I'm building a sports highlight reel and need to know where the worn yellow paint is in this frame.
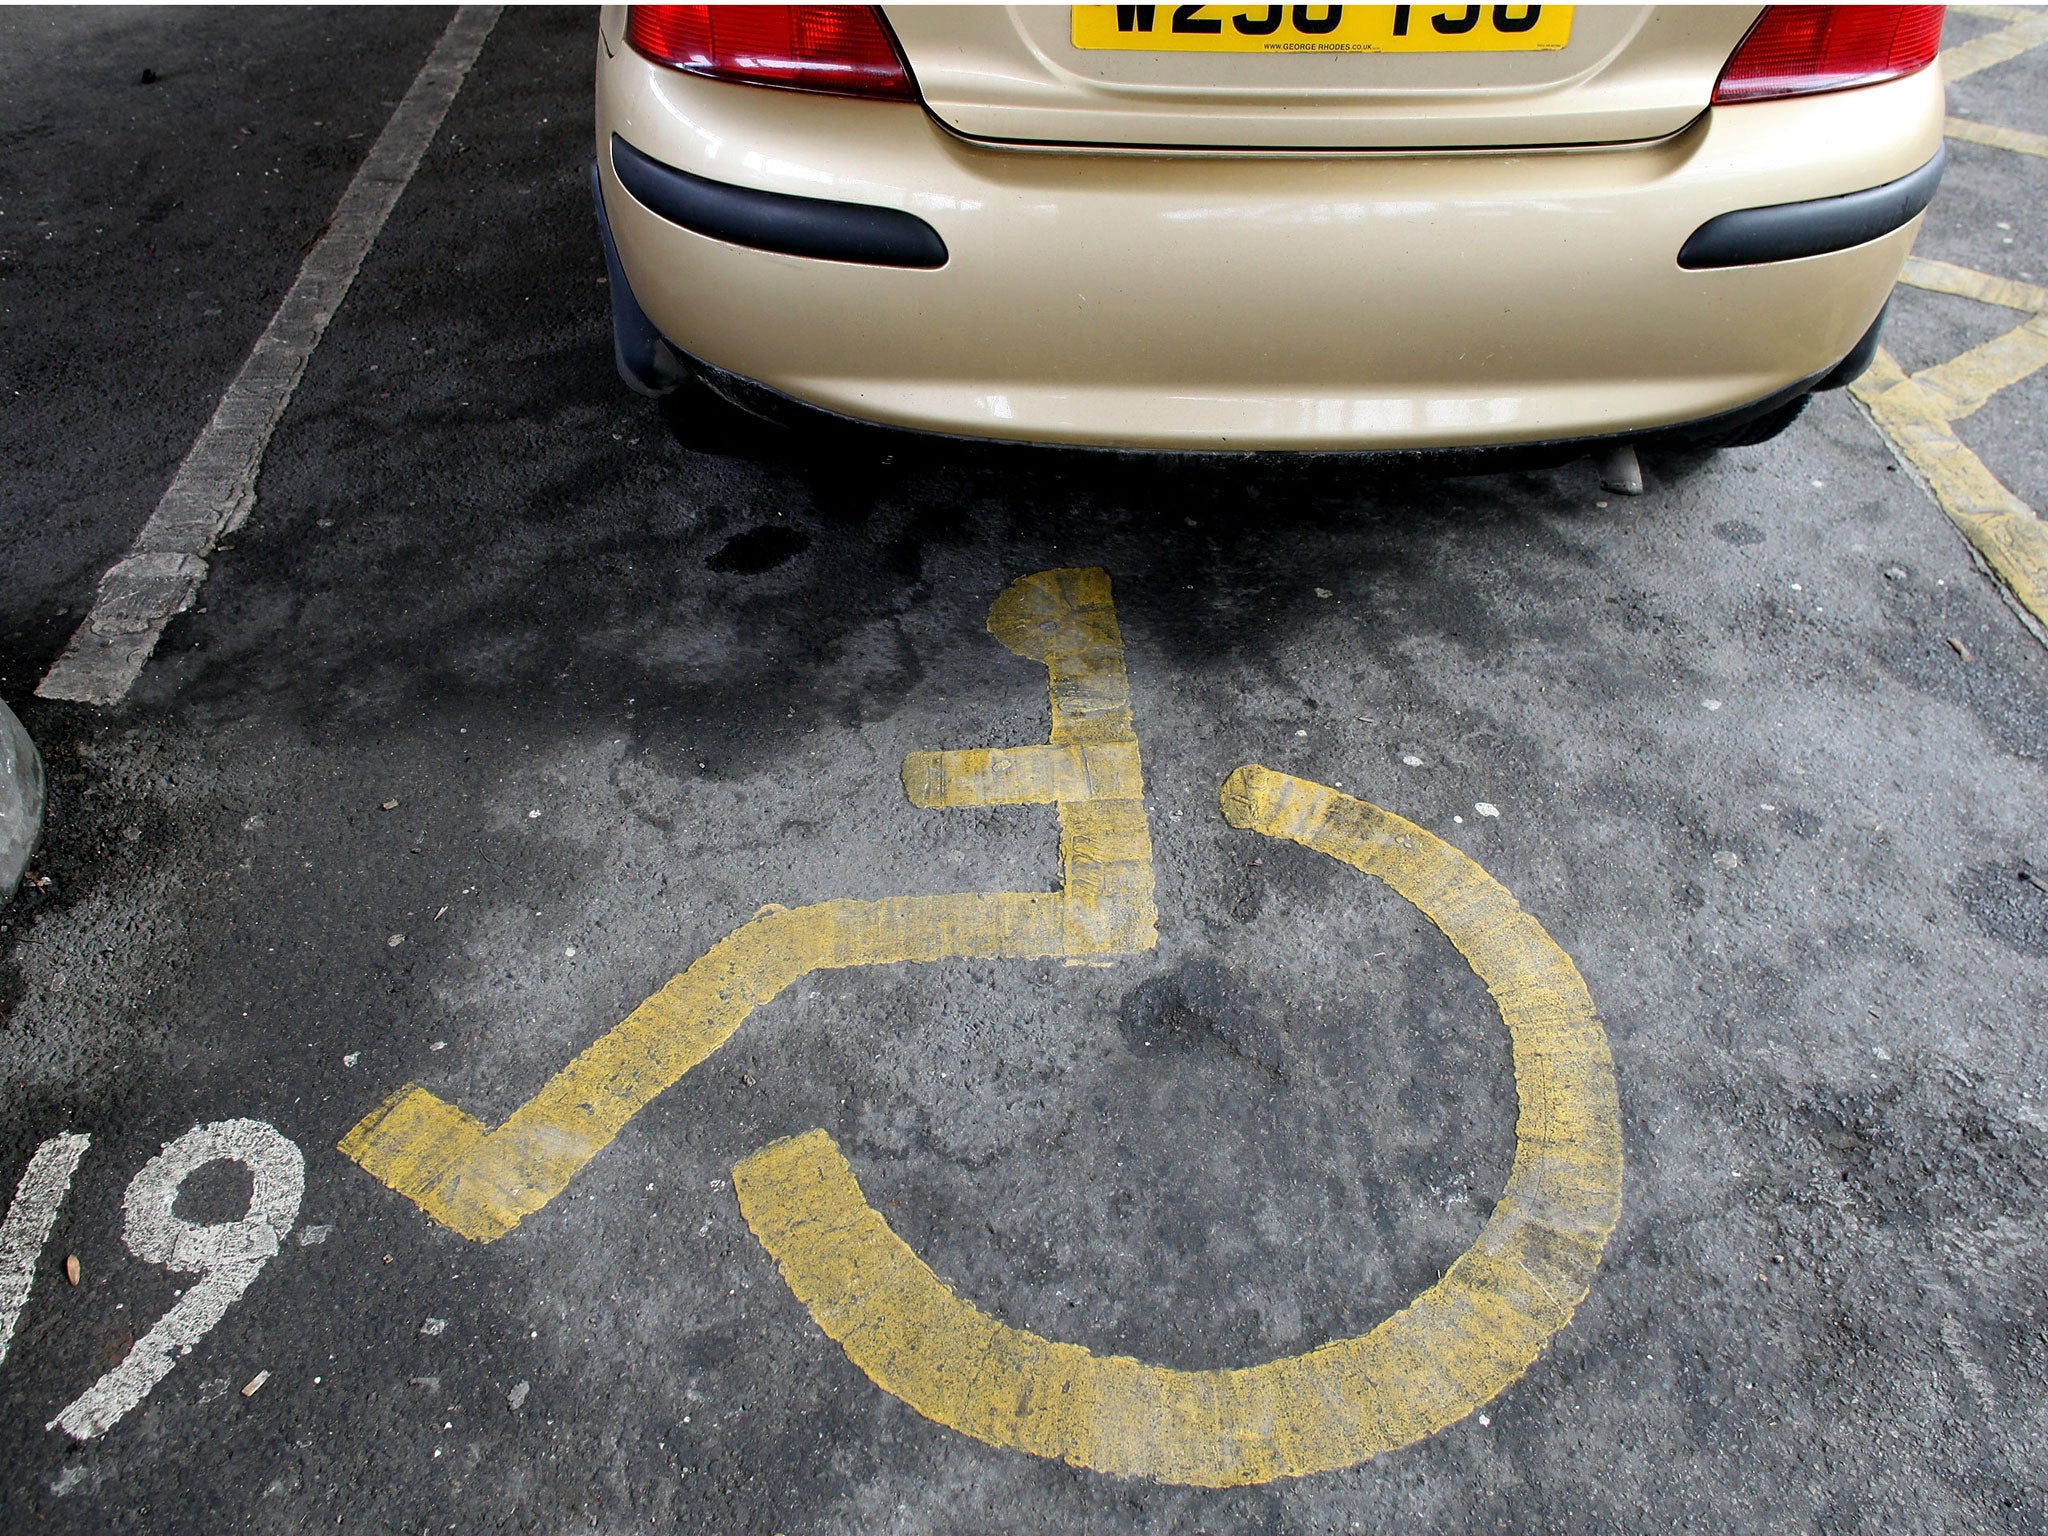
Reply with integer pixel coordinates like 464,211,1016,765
1832,46,2048,636
340,568,1156,1239
1854,345,1911,396
1911,316,2048,422
1942,10,2048,82
1853,325,2048,637
738,765,1621,1487
1902,257,2048,316
904,741,1143,809
1946,115,2048,160
345,569,1623,1481
1856,378,2048,631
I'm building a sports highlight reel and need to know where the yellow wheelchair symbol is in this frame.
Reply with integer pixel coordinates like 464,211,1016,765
342,567,1621,1487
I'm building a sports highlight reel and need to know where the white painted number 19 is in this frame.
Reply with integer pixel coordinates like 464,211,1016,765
0,1120,305,1440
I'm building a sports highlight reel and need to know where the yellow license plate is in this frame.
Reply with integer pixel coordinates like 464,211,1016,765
1072,5,1573,54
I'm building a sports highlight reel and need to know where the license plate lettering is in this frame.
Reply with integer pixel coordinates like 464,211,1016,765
1074,5,1574,52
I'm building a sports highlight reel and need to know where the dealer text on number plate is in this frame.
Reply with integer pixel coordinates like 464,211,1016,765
1072,5,1573,53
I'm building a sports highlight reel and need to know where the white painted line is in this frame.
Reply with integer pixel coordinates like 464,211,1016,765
0,1132,91,1369
51,1119,304,1440
36,7,503,707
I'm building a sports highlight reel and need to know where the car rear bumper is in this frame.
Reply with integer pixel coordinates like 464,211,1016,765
595,52,1944,451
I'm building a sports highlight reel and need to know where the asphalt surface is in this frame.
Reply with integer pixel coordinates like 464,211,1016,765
5,9,2048,1533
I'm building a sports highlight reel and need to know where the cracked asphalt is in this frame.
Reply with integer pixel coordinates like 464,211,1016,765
4,8,2048,1533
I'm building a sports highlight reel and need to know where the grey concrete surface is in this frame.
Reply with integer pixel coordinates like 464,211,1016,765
3,9,2047,1534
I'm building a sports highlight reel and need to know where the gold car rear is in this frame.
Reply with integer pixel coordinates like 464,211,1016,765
592,5,1947,451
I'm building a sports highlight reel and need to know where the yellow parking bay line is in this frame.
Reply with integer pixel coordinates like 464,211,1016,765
1856,347,1911,396
1942,10,2048,82
1858,257,2048,635
1902,257,2048,316
1855,349,2048,635
1909,316,2048,422
739,767,1620,1487
1946,116,2048,159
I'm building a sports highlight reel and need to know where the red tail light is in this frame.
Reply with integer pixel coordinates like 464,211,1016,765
1714,5,1945,104
624,5,916,102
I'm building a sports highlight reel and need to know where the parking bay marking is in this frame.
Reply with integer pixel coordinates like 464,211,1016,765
1944,117,2048,160
1892,9,2048,638
1942,8,2048,83
739,765,1620,1486
341,567,1159,1241
341,568,1621,1483
36,6,501,706
1855,257,2048,639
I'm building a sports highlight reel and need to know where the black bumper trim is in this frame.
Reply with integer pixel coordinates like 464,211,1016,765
1812,298,1889,392
1678,147,1945,270
608,134,947,270
591,162,686,397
